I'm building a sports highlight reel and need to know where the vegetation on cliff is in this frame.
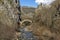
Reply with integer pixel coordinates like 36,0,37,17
0,0,18,40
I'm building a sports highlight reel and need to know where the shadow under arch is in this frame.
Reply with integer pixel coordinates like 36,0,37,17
20,19,32,26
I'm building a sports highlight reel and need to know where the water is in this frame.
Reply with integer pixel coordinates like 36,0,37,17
18,28,37,40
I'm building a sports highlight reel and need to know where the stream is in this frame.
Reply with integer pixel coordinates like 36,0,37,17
18,27,38,40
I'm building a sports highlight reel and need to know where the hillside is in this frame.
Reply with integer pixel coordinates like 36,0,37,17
21,6,36,20
21,6,35,13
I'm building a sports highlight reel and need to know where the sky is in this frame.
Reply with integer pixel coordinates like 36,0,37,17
20,0,55,7
20,0,37,7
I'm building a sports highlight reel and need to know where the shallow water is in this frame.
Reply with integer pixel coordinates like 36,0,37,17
18,28,37,40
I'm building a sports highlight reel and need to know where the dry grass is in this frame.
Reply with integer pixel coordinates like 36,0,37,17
0,21,17,40
32,14,60,40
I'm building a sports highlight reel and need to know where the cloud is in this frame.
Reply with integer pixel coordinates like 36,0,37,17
35,0,55,5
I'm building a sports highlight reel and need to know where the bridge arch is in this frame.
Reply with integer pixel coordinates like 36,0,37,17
20,19,32,26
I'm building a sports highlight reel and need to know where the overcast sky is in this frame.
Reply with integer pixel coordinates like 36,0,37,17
20,0,55,7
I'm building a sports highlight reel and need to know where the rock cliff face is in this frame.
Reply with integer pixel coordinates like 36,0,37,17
0,0,20,40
